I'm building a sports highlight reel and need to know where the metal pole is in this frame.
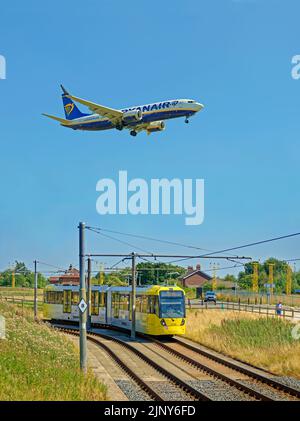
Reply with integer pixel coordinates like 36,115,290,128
87,257,92,331
79,222,87,372
131,252,136,340
34,260,38,320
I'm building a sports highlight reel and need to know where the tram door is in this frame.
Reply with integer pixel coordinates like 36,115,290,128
91,291,99,315
63,290,72,313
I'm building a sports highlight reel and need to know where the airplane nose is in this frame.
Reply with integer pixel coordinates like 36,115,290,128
195,102,204,111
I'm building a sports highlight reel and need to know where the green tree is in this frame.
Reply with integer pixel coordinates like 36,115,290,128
135,262,185,285
223,274,237,284
0,261,47,288
237,258,300,293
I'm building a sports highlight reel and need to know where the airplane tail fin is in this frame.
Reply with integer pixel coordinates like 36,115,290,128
61,85,90,120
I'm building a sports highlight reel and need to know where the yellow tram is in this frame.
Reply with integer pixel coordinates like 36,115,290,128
44,284,186,336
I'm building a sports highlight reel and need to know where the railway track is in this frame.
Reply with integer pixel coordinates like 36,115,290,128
56,326,212,401
50,323,300,401
144,335,300,401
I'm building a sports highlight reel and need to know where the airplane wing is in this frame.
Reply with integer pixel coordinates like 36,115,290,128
65,94,123,124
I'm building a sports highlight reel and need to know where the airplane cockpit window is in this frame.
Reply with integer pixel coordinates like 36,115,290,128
187,100,194,103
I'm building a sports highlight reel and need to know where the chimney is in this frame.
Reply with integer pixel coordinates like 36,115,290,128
187,266,194,273
196,263,201,271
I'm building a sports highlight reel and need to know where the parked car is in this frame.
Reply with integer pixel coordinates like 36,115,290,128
204,291,217,303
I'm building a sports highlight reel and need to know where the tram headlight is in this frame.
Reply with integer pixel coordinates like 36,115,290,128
180,319,185,326
160,319,167,326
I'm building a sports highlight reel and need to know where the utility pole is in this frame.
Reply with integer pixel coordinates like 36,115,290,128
34,260,38,320
286,264,292,296
268,263,275,295
79,222,87,373
87,257,92,330
131,252,136,340
11,270,15,289
252,262,259,293
211,263,218,291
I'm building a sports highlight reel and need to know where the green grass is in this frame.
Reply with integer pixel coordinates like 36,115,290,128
210,317,295,348
0,301,107,400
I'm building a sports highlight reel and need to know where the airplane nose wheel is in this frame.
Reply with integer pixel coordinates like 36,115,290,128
185,117,189,124
130,130,137,137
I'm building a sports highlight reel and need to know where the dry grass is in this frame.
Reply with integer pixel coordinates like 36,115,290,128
184,309,300,378
0,287,44,301
0,301,107,400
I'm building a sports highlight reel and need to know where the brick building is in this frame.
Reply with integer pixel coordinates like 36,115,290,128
181,264,213,288
48,264,80,285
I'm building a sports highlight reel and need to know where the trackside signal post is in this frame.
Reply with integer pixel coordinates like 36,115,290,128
87,257,92,331
34,260,38,320
131,252,136,339
79,222,87,373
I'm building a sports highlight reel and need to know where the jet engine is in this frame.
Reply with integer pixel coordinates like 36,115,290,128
122,109,142,124
146,121,165,134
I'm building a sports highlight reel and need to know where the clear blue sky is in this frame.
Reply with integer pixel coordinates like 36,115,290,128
0,0,299,275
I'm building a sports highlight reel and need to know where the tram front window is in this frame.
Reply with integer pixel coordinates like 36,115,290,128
159,291,185,318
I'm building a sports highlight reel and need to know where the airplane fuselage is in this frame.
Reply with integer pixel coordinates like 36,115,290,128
63,99,203,131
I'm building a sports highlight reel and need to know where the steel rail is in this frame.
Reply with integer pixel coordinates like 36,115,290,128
172,336,300,399
56,325,211,401
142,335,272,401
57,327,164,401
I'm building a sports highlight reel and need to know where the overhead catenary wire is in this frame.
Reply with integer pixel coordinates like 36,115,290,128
35,260,69,272
86,225,218,253
166,231,300,264
86,226,300,263
87,227,153,254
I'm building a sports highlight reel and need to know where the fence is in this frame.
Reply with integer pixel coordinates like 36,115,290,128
0,295,42,309
190,300,300,319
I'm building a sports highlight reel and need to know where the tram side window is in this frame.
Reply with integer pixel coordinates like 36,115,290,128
136,295,149,313
46,291,63,304
135,296,140,313
141,295,148,313
119,294,129,312
72,291,79,305
57,292,63,304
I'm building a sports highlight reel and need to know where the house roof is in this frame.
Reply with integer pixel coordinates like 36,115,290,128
182,270,212,281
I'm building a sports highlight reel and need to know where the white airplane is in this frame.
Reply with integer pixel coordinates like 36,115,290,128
43,85,204,136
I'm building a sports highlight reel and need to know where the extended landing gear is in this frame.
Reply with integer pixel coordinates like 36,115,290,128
185,117,189,124
116,124,123,131
130,130,137,137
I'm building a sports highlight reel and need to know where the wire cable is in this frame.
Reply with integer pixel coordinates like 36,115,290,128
87,227,153,254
